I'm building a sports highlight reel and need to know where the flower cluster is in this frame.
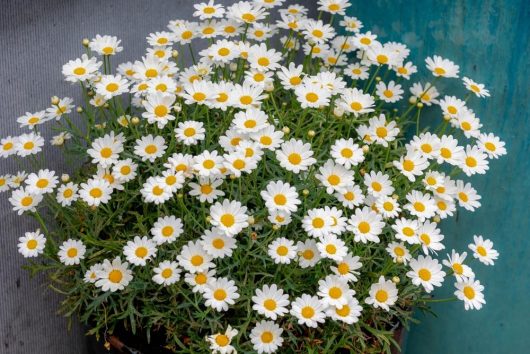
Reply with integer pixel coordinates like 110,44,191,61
1,0,506,353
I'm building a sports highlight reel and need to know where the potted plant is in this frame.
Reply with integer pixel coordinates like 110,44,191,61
2,1,505,353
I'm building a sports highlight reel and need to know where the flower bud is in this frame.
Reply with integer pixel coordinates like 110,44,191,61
103,103,110,109
392,194,399,200
307,130,315,138
82,38,90,47
206,216,212,223
333,106,344,118
172,50,179,58
248,216,255,225
131,116,140,125
392,276,400,284
61,174,70,183
362,145,369,153
359,168,366,176
409,96,417,104
303,189,309,196
272,224,280,231
229,63,238,72
375,76,381,82
250,232,258,240
176,193,183,199
282,126,290,134
416,102,424,108
433,216,441,223
396,256,404,264
51,96,60,105
443,114,451,121
76,106,83,113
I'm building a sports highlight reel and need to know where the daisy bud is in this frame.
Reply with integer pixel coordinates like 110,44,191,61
359,168,366,176
51,96,60,105
409,96,417,104
396,256,404,264
272,224,280,231
416,102,424,108
333,106,344,118
433,216,441,223
263,94,269,100
103,103,110,109
375,76,381,82
131,116,140,125
82,38,90,47
443,114,451,121
248,216,255,225
95,124,103,130
206,215,212,223
174,104,182,112
90,205,97,211
302,189,309,196
282,126,290,134
392,276,400,284
282,102,287,106
265,83,274,92
176,193,183,199
229,63,238,71
171,50,179,58
362,145,369,153
307,130,315,138
61,174,70,183
250,232,258,240
230,174,237,180
76,106,83,113
393,108,398,113
392,194,399,200
87,90,95,97
104,341,111,351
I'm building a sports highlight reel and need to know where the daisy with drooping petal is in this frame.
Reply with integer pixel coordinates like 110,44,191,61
123,236,157,266
58,239,86,265
189,177,225,203
209,199,249,237
417,221,445,255
200,228,237,259
9,187,43,215
15,132,44,157
95,257,133,292
469,235,499,266
261,180,300,214
276,139,316,174
443,250,474,281
252,284,290,320
365,276,398,311
425,55,459,78
316,159,355,195
207,325,238,354
330,138,364,168
152,260,181,286
368,114,400,147
46,96,74,120
386,242,411,264
89,35,123,56
134,135,166,162
317,233,347,262
18,231,46,258
268,237,297,264
410,82,440,105
477,133,507,159
463,77,490,98
178,240,214,273
296,239,321,268
394,151,429,182
318,274,355,309
204,277,240,312
394,61,417,80
84,264,103,284
291,294,326,328
17,111,50,129
25,169,58,195
331,253,362,283
339,88,375,116
347,206,385,243
407,255,446,293
151,215,183,245
460,145,489,177
62,54,102,82
250,320,284,354
405,190,437,221
165,153,194,177
455,278,486,310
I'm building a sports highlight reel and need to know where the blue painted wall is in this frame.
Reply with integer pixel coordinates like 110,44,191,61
346,1,530,353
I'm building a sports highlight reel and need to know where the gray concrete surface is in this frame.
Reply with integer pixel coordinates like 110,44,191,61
0,1,315,353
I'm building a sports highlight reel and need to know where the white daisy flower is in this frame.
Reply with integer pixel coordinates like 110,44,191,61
290,294,326,328
84,264,103,284
203,277,240,312
376,80,404,103
0,136,18,158
302,19,335,44
367,114,400,147
294,81,331,108
95,257,133,292
462,77,490,98
188,177,225,203
347,206,385,243
46,97,74,120
177,240,214,273
407,255,446,293
233,108,269,134
468,235,499,266
417,221,445,255
260,180,300,214
394,61,417,80
443,250,475,281
302,208,334,238
339,88,375,116
477,133,507,159
250,320,284,354
142,93,176,128
87,131,124,168
141,176,172,204
330,138,364,168
455,180,481,211
227,1,267,24
200,228,237,259
296,239,321,268
365,276,398,311
439,96,467,118
335,184,365,209
58,239,86,265
134,135,166,162
9,187,43,214
386,242,411,264
160,170,185,193
152,260,181,286
194,150,225,177
150,215,183,245
18,231,46,258
223,151,258,177
112,159,138,182
276,139,316,174
248,43,282,72
454,278,486,310
318,274,355,309
316,159,355,195
364,171,395,198
62,54,102,82
25,169,58,195
410,82,440,105
165,153,195,177
89,35,123,56
174,120,205,146
393,151,429,182
252,284,290,320
55,182,79,206
17,111,50,129
185,269,216,294
392,218,420,244
331,254,362,283
123,236,157,266
317,233,347,262
326,295,362,324
425,55,459,78
455,110,482,138
15,132,44,157
277,63,304,89
405,190,437,221
460,145,489,177
209,199,249,237
207,325,238,354
95,74,129,99
268,237,297,264
376,196,401,219
230,82,266,109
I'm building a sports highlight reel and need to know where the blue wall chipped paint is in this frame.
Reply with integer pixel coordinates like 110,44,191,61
346,1,530,353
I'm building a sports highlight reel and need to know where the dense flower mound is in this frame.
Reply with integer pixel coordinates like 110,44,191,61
1,0,506,353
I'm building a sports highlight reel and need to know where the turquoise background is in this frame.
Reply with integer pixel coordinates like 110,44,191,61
346,1,530,353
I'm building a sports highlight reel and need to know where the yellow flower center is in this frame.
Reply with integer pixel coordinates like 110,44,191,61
440,147,452,159
108,269,123,283
325,244,337,254
264,299,277,311
414,202,426,212
394,247,405,257
73,67,86,75
212,238,225,249
195,273,207,285
375,289,388,302
106,83,119,92
301,306,315,319
288,153,302,165
371,182,382,192
239,95,253,105
358,221,371,234
329,287,342,299
190,255,203,266
89,188,102,198
257,57,270,67
135,246,148,258
312,217,325,229
154,105,168,117
336,305,350,317
276,245,289,256
67,247,78,258
152,186,164,196
161,268,173,279
452,263,463,274
302,249,314,260
261,331,274,343
383,201,394,211
476,246,487,257
220,214,235,227
24,141,35,150
145,69,158,78
484,142,496,151
340,148,353,158
434,67,446,75
27,239,38,250
215,334,229,347
418,268,431,281
289,76,302,85
274,194,287,205
203,159,215,169
145,144,157,154
403,227,415,237
193,92,206,101
214,289,227,301
466,157,477,168
327,174,340,186
463,286,475,299
350,102,362,111
162,226,174,237
376,127,388,138
377,55,389,64
447,105,457,115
